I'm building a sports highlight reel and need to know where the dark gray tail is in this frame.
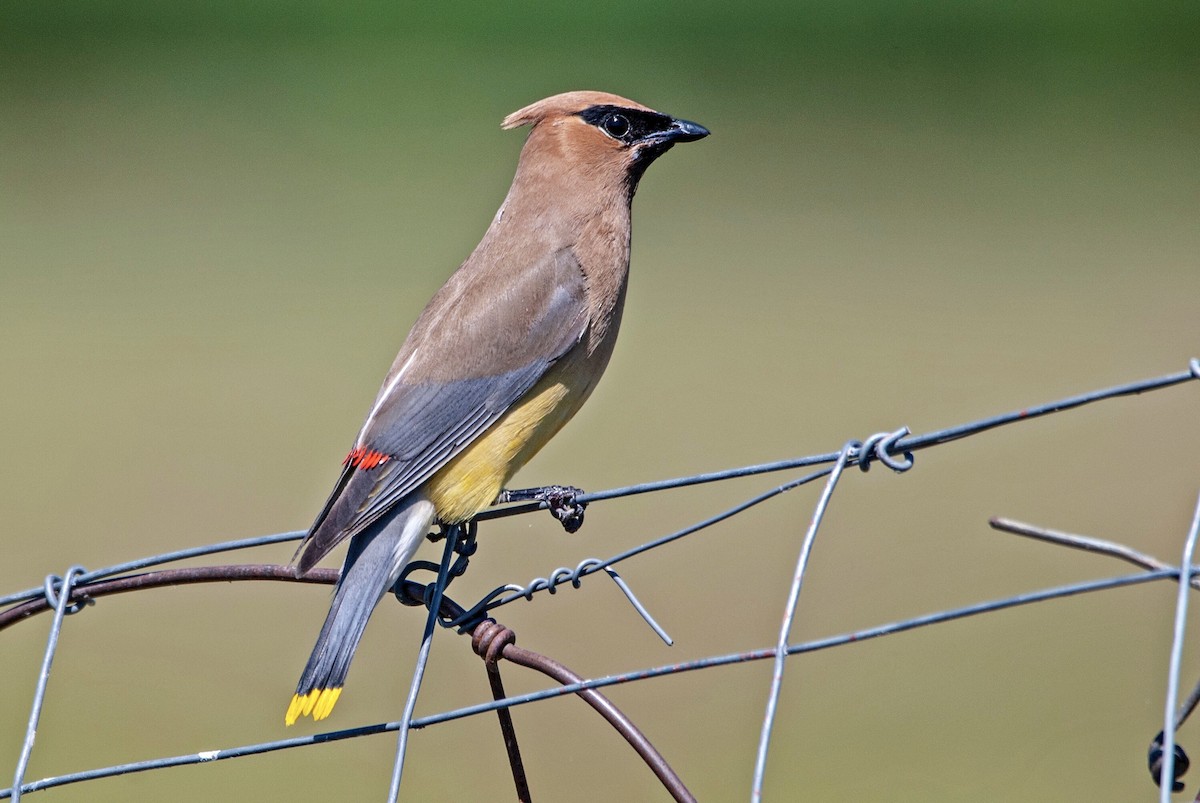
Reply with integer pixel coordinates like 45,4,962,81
286,496,435,725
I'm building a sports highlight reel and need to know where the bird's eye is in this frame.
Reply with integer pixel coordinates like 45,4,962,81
602,113,630,139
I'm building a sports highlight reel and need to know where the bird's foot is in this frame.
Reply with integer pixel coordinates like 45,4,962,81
499,484,587,533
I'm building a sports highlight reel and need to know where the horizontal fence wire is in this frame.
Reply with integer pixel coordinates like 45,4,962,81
3,359,1199,800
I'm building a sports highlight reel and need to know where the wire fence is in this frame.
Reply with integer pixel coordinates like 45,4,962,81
4,360,1199,801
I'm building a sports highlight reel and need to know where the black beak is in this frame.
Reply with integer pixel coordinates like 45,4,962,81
665,118,710,143
639,117,710,150
628,113,710,180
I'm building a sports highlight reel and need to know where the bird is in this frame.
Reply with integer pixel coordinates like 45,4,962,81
285,90,708,726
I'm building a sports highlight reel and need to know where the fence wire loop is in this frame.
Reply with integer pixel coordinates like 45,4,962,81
441,586,512,632
1149,730,1190,792
5,362,1200,801
42,566,90,615
511,554,606,599
471,619,517,665
1147,670,1200,793
569,558,602,588
13,565,89,803
523,556,605,597
855,426,914,472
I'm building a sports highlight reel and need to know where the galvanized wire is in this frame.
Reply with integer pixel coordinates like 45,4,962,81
752,440,857,801
1159,494,1200,801
5,565,1200,799
388,526,459,801
2,360,1198,800
6,567,1192,800
10,566,86,803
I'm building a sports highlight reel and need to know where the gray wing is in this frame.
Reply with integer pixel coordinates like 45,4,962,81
295,246,588,574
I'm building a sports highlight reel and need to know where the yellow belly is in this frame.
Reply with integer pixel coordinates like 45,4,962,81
425,371,584,524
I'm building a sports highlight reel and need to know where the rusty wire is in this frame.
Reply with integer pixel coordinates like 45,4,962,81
3,360,1199,800
2,561,697,801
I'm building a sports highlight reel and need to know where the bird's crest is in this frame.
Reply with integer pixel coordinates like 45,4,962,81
502,90,651,130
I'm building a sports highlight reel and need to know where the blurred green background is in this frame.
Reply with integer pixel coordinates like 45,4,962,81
3,1,1198,799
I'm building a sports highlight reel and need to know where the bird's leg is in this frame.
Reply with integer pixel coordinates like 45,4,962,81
426,522,452,543
497,485,587,533
397,521,478,604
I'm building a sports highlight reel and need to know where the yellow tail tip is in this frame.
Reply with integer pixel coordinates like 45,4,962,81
285,688,342,726
313,687,342,720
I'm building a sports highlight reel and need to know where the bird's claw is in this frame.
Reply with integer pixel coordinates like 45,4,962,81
543,485,586,533
499,484,587,533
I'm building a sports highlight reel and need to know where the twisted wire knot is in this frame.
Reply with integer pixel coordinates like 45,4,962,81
854,427,914,473
509,557,605,600
1149,729,1190,792
43,566,89,615
471,618,516,665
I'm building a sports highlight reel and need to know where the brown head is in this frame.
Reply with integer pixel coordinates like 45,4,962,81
502,91,709,197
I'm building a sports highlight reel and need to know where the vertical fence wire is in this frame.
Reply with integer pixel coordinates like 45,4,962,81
2,363,1198,800
387,526,461,800
751,442,855,801
11,566,86,803
1159,493,1200,801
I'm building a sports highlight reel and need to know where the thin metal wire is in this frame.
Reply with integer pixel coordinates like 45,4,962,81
0,565,336,633
2,362,1198,799
2,362,1187,614
412,570,1190,732
2,362,1188,613
494,558,673,644
752,439,857,802
601,567,674,645
498,636,697,802
1159,493,1200,802
0,531,305,608
2,567,1190,800
479,363,1199,521
388,525,460,801
493,465,835,609
12,566,86,803
990,517,1200,591
471,621,531,801
484,360,1199,609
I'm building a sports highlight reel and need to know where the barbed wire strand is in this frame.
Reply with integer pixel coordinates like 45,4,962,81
387,526,460,801
11,566,85,803
1159,493,1200,802
2,360,1198,799
2,566,1192,800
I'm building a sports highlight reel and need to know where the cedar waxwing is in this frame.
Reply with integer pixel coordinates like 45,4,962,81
286,91,708,725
